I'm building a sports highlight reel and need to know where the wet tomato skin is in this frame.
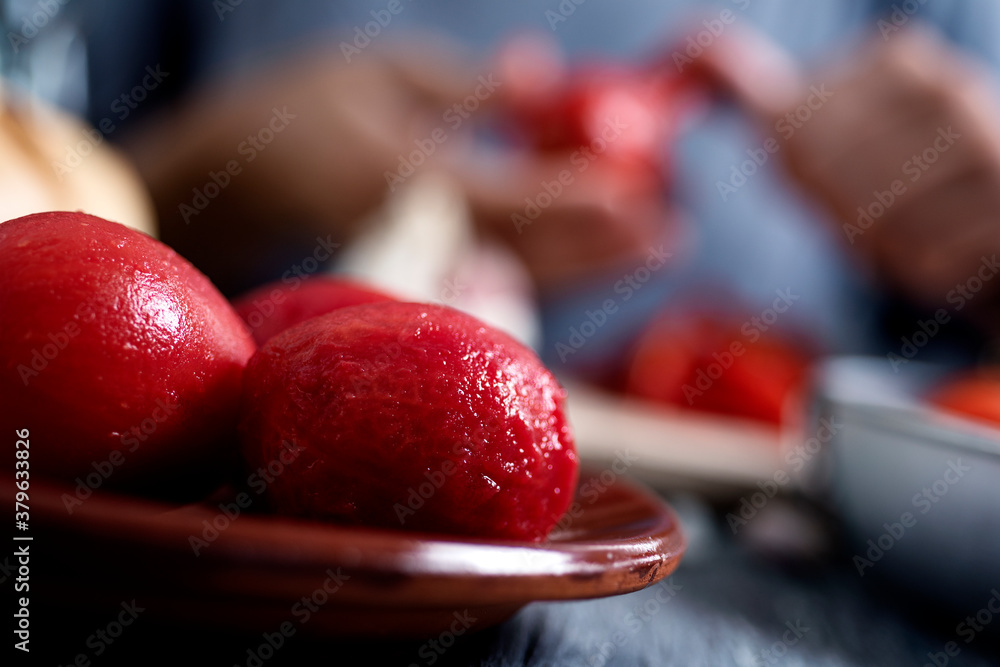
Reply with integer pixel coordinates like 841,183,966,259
233,276,395,346
239,301,579,541
0,212,256,491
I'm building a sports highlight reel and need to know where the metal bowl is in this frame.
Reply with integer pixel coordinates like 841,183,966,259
813,357,1000,609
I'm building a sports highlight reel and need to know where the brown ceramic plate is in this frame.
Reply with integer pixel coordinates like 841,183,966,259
11,468,684,638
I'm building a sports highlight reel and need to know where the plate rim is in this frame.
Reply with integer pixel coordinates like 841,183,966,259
13,468,685,610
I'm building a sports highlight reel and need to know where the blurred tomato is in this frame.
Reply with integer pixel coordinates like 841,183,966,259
928,369,1000,426
503,55,694,190
624,312,811,425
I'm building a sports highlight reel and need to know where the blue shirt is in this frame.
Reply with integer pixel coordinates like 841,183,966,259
9,0,997,367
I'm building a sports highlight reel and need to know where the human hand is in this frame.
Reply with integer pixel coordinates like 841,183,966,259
122,35,509,291
462,34,683,289
125,32,681,293
697,24,1000,327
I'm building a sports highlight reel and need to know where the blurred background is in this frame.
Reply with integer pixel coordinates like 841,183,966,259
4,0,1000,664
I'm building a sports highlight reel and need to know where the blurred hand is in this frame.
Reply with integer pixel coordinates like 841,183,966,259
125,33,677,293
127,36,483,237
126,36,533,297
461,153,672,287
698,24,1000,327
463,32,678,289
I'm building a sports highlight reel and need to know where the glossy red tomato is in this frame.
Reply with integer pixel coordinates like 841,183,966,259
625,312,809,425
0,212,256,491
233,276,395,345
239,301,579,541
